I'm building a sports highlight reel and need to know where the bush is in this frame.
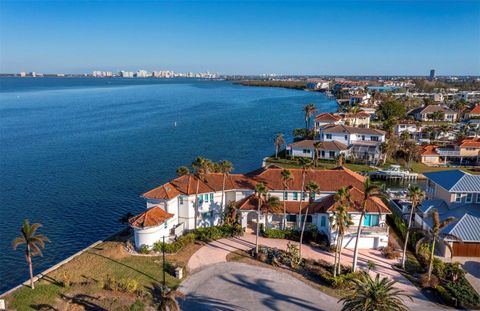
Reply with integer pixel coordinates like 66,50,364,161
386,213,422,250
432,257,445,279
193,223,243,242
104,275,118,291
332,271,365,289
380,245,400,259
445,279,480,308
139,244,150,254
444,262,465,282
117,278,138,293
436,285,456,307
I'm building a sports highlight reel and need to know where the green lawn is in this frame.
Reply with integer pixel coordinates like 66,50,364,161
5,240,180,310
409,162,479,175
265,157,377,172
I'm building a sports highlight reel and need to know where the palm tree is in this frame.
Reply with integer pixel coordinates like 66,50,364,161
158,287,181,311
191,157,212,229
274,133,286,159
280,169,293,229
303,103,317,134
262,195,281,230
331,204,353,277
313,141,324,167
339,273,412,311
352,178,379,272
401,185,425,269
299,181,320,259
297,158,313,227
218,160,234,224
254,182,267,255
12,219,50,289
176,166,189,177
335,153,345,166
416,210,458,282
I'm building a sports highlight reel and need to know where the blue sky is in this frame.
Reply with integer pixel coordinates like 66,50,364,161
1,0,479,75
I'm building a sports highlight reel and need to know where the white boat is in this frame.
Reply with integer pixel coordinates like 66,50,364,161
371,165,418,180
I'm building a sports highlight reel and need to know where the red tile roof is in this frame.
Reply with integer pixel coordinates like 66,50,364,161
469,105,480,115
314,113,341,121
420,145,440,156
129,206,174,229
460,138,480,148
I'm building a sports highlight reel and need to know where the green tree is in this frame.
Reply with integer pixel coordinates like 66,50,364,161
176,166,190,177
12,219,50,289
401,185,425,269
303,103,317,132
339,273,412,311
299,181,320,259
158,288,181,311
262,195,281,230
293,128,307,140
274,133,286,159
416,210,458,283
377,100,406,121
352,178,379,272
313,141,324,167
280,169,293,229
254,182,268,255
218,160,234,224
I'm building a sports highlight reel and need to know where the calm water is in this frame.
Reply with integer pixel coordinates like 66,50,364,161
0,77,336,292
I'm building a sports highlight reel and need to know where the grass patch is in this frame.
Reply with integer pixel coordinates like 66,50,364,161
409,162,479,175
265,157,377,172
9,284,62,311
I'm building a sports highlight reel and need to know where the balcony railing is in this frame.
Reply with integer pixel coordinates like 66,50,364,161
436,149,460,156
346,225,389,235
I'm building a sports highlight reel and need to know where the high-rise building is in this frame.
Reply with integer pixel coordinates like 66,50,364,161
429,69,435,81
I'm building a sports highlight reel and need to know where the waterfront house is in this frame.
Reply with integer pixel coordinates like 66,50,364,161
349,93,371,106
130,166,391,250
419,138,480,166
319,124,386,164
286,139,349,160
340,112,371,128
415,170,480,257
314,113,342,131
394,120,419,139
306,79,330,90
465,105,480,128
410,105,458,122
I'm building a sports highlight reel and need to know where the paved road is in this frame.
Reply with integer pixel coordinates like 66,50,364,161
179,262,341,311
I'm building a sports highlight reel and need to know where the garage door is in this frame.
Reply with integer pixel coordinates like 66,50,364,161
343,236,376,249
452,242,480,257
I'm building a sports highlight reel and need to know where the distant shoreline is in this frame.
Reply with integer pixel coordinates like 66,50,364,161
233,79,308,90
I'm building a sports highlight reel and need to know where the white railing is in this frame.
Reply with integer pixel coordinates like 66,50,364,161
436,149,460,156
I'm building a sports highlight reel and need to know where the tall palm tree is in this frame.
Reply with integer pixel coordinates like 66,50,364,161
352,178,379,272
335,153,345,166
191,157,212,229
416,210,458,282
297,158,313,227
262,195,281,230
274,133,286,159
299,181,320,259
313,141,324,167
12,219,50,289
401,185,425,269
254,182,267,255
339,273,412,311
331,204,353,277
176,166,189,177
280,169,293,229
218,160,234,225
303,103,317,134
158,287,181,311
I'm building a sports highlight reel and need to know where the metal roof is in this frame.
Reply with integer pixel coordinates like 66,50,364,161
424,170,480,192
418,199,447,213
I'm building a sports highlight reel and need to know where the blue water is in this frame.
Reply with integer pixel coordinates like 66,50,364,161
0,77,337,292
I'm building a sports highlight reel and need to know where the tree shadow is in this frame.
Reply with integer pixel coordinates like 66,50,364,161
180,295,245,311
30,304,58,311
464,260,480,278
60,293,107,311
88,252,158,282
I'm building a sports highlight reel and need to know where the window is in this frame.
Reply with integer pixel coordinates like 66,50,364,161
344,135,348,140
302,192,307,201
321,151,325,157
477,194,480,203
310,192,315,200
329,151,336,158
283,191,288,200
363,214,380,227
164,221,168,229
326,134,332,139
371,136,379,141
303,149,310,154
198,195,203,203
302,215,313,223
179,196,184,204
455,193,462,202
287,215,297,222
361,135,365,141
293,192,298,200
466,193,473,203
210,193,214,202
320,216,326,227
204,194,209,202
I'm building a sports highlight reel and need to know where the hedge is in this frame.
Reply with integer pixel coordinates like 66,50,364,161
386,213,421,249
153,223,243,253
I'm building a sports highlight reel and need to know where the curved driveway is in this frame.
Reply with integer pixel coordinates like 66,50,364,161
179,262,341,311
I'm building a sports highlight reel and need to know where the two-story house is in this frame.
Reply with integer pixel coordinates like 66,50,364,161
410,105,458,122
419,138,480,166
416,170,480,257
130,167,391,250
319,124,386,164
286,139,349,160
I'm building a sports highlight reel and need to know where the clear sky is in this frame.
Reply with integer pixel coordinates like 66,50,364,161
1,0,479,75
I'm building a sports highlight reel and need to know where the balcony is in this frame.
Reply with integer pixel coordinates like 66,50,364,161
346,225,389,235
436,148,460,156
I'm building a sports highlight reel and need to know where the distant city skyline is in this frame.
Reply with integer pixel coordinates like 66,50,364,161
1,0,479,75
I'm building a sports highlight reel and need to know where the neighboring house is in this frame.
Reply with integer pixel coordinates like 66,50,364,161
419,138,480,166
395,120,419,139
430,93,444,103
349,93,371,105
306,79,330,90
314,113,342,130
286,139,348,160
131,166,391,250
415,170,480,257
410,105,458,122
319,124,386,164
341,112,371,128
465,105,480,119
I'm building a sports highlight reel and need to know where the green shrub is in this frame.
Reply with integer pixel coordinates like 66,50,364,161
444,262,465,282
436,285,456,307
432,257,445,278
193,223,243,242
104,275,118,291
445,279,480,308
117,278,138,293
139,244,150,254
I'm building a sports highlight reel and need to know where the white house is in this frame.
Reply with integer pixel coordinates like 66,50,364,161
130,167,391,250
410,105,458,122
395,120,419,138
349,93,371,105
286,139,349,160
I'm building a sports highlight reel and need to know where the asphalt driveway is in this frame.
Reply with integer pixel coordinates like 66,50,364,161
179,262,341,311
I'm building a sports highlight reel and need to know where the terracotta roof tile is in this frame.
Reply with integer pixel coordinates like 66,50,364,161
421,145,440,156
322,124,385,136
315,113,342,121
469,105,480,114
129,206,174,229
